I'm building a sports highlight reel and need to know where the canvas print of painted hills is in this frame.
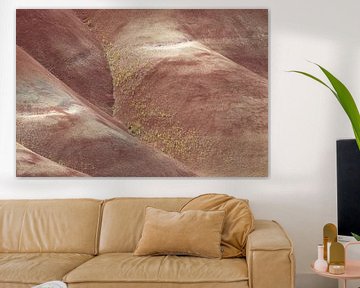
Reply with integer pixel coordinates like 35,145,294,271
16,9,268,177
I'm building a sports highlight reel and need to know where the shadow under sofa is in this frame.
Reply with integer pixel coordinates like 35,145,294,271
0,198,295,288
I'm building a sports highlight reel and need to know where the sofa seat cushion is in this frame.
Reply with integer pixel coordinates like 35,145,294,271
0,253,93,285
64,253,248,284
68,283,249,288
0,284,33,288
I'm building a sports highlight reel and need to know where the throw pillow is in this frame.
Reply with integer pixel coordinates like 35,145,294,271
134,207,225,258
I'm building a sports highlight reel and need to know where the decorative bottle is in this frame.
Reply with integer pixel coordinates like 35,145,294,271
314,244,328,272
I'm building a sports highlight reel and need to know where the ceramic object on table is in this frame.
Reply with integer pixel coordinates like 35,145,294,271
314,244,328,272
323,223,337,262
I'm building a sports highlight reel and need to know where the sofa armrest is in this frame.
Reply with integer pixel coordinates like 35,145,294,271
246,220,295,288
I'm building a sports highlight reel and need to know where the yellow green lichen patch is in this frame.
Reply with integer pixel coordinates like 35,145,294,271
140,125,212,162
127,121,143,136
128,98,173,125
104,42,152,92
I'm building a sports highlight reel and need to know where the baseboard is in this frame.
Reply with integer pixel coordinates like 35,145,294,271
296,273,337,288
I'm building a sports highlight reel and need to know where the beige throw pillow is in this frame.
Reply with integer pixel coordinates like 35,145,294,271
181,194,255,258
134,207,225,258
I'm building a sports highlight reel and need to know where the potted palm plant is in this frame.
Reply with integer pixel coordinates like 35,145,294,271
290,63,360,241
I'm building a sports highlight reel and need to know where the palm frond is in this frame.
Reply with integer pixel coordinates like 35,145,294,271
289,64,360,150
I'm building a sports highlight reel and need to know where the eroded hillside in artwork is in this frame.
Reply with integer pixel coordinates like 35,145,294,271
16,9,268,177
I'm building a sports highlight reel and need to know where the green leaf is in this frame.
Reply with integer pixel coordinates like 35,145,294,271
316,64,360,150
288,70,337,98
316,64,359,120
289,64,360,150
351,232,360,241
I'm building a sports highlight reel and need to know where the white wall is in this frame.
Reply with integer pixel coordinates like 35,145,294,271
1,0,360,287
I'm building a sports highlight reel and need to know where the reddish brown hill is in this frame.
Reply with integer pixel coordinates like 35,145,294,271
16,46,195,177
75,9,268,77
78,10,268,176
16,9,114,114
17,143,87,177
174,10,268,78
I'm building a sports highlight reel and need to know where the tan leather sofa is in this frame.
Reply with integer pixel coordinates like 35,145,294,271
0,198,295,288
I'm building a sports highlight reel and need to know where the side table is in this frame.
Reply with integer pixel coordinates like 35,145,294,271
311,242,360,288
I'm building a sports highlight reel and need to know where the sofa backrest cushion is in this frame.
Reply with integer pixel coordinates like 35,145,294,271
0,199,102,254
99,198,189,253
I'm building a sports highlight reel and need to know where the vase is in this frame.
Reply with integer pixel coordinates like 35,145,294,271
314,244,328,272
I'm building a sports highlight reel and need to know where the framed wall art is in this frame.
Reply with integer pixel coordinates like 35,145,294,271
16,9,268,177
